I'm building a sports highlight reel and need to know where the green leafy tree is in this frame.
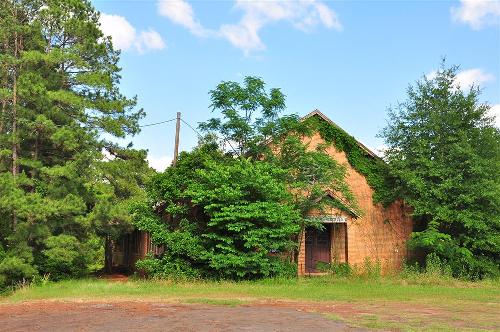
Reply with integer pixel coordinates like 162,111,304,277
200,76,297,157
201,77,357,262
381,63,500,279
0,0,145,286
133,145,300,279
134,77,357,278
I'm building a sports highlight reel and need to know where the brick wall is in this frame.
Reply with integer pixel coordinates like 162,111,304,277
297,230,306,275
301,133,413,273
331,223,347,263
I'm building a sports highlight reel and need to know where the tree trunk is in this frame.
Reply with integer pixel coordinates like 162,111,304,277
104,236,114,274
11,31,19,231
12,66,18,178
30,131,39,182
0,39,7,135
0,42,8,135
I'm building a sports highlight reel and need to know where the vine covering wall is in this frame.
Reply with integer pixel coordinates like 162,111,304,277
300,114,398,206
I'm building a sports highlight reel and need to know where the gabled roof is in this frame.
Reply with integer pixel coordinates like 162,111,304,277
301,109,380,159
324,189,360,219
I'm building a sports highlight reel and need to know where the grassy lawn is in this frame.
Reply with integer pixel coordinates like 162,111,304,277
2,276,499,331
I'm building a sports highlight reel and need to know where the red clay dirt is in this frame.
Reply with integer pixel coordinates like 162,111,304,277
0,301,367,332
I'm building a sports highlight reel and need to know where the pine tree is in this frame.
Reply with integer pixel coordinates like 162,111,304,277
0,0,147,286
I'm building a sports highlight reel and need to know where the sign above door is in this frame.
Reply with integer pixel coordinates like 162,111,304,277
319,215,348,223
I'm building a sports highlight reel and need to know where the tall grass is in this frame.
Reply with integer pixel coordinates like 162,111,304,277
3,273,499,305
3,253,499,305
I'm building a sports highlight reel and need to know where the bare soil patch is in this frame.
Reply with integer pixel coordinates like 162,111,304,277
0,301,365,332
1,298,498,331
261,300,500,331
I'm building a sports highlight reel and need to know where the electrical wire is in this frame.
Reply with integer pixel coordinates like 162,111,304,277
140,115,239,155
180,118,203,138
139,118,176,128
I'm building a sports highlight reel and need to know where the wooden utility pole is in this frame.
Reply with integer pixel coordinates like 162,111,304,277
173,112,181,166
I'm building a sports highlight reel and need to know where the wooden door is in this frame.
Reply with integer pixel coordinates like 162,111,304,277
305,225,331,272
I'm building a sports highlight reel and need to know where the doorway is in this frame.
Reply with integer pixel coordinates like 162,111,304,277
305,225,331,273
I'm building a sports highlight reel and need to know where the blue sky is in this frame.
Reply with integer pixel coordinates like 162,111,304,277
92,0,500,170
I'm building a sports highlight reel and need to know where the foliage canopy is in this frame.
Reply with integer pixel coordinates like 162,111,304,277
0,0,149,288
380,63,500,279
134,145,300,279
134,77,357,279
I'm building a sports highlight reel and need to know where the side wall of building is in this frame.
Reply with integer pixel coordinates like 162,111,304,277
303,133,413,273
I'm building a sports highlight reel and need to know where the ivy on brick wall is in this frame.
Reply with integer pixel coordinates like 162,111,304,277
300,116,398,206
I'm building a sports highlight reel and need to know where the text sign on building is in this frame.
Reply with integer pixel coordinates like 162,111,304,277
320,215,348,223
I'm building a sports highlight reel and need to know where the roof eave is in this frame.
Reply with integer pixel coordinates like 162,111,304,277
301,109,380,160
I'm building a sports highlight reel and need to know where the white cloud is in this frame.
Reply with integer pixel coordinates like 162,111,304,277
488,104,500,127
157,0,341,54
147,155,172,172
136,30,167,53
425,70,438,81
220,0,342,54
455,68,495,88
451,0,500,30
426,68,495,90
99,13,166,53
220,21,266,52
100,14,137,50
158,0,208,36
315,3,340,29
375,144,387,158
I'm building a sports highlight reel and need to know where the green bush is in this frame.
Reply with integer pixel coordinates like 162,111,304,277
424,253,452,278
133,149,301,280
332,262,353,277
136,254,202,280
270,260,297,279
0,245,5,262
0,256,37,288
83,236,104,273
40,235,87,280
399,255,457,285
360,258,381,280
316,262,353,277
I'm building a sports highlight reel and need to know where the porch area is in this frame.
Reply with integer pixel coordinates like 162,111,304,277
298,218,348,275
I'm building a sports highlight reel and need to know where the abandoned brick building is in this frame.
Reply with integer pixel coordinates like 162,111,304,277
112,110,414,275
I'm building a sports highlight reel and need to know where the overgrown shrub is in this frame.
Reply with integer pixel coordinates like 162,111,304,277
359,258,381,280
399,254,455,285
316,262,353,277
272,261,298,279
39,235,87,280
136,254,202,280
424,253,452,278
0,245,5,262
83,236,105,273
133,147,301,280
0,256,37,288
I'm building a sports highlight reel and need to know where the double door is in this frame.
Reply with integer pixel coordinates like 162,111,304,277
305,225,331,272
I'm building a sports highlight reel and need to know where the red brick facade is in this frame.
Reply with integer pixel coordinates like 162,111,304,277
298,112,414,275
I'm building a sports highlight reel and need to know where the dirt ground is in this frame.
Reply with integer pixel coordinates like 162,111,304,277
2,298,499,331
0,301,366,332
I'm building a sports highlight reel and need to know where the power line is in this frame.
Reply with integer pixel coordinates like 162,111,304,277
181,118,238,154
140,115,239,155
180,118,202,138
139,118,176,128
